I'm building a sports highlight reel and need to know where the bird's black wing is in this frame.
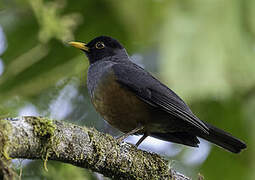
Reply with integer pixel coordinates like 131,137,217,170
112,63,209,134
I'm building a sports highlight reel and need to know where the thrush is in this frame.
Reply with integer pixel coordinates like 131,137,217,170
69,36,246,153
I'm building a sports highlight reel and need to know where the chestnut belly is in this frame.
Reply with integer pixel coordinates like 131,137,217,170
91,76,152,133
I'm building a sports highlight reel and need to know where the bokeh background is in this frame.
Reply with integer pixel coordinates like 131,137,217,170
0,0,253,179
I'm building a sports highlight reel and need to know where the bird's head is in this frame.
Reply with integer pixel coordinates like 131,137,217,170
69,36,126,64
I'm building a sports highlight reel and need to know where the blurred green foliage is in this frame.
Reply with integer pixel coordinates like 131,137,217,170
0,0,253,179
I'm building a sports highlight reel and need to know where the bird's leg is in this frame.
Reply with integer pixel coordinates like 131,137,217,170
117,125,144,143
135,132,149,147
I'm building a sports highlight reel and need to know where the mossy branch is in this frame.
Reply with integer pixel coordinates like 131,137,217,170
0,116,190,180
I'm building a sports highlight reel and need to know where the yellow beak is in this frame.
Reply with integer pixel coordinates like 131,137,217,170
69,41,89,52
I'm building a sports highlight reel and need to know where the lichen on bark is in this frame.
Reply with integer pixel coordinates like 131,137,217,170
25,116,57,171
0,119,18,179
0,116,190,180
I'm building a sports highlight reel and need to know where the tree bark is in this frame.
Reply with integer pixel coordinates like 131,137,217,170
0,116,190,180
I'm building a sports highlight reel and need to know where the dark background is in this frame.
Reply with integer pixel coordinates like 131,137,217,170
0,0,253,179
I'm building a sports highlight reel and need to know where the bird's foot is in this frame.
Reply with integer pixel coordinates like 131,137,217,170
135,133,149,147
116,125,144,144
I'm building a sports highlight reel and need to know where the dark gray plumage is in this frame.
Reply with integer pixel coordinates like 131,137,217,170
69,36,246,153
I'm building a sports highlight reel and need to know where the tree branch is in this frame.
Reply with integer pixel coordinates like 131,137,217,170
0,116,190,180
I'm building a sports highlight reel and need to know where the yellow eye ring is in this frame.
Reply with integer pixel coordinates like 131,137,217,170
95,42,105,49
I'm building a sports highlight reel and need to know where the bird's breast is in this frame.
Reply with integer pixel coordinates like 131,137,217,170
89,70,151,133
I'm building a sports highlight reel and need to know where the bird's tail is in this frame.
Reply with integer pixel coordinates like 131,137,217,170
199,122,246,153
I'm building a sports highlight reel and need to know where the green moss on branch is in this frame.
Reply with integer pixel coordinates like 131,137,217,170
0,119,18,179
26,116,57,171
0,116,190,180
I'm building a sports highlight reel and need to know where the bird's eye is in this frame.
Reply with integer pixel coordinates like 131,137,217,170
95,42,105,49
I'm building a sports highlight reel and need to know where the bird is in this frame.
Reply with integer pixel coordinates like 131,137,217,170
69,36,246,153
